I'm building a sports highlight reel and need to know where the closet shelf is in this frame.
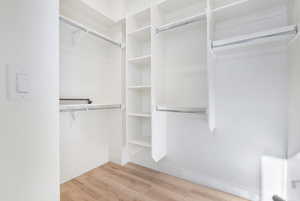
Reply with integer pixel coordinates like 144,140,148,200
212,0,287,22
156,12,206,33
128,113,152,118
128,140,152,148
60,0,117,27
60,104,122,112
156,105,207,114
128,55,152,65
128,26,152,41
212,25,298,50
128,85,151,90
59,15,122,48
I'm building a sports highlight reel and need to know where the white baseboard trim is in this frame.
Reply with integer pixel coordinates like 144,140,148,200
129,160,260,201
182,171,260,201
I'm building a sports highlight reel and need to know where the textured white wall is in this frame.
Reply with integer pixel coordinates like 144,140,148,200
288,0,300,158
0,1,59,201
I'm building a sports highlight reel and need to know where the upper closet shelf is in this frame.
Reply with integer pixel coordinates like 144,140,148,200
60,0,117,27
212,25,298,50
60,15,122,48
156,11,206,33
212,0,287,22
60,104,122,112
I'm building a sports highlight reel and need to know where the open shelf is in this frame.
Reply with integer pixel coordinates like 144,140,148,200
212,0,287,22
128,62,151,86
127,35,151,58
127,89,151,114
128,25,152,41
127,116,152,148
212,25,298,51
127,7,151,32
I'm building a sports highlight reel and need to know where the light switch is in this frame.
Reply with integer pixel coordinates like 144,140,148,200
16,73,29,94
6,65,30,101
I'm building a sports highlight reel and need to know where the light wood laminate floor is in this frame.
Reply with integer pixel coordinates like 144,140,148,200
61,162,249,201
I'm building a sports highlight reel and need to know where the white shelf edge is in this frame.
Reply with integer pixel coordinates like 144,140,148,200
127,85,152,89
128,55,152,62
212,25,298,49
128,113,152,118
128,140,152,148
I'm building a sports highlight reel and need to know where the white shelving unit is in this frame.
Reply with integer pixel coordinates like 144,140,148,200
126,7,153,151
124,0,298,164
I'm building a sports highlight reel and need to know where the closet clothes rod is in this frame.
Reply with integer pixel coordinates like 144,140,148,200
59,15,122,48
60,98,93,104
156,105,207,114
60,104,122,113
156,12,206,33
212,25,298,49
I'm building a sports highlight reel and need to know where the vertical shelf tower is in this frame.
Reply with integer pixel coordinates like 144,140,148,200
126,7,153,159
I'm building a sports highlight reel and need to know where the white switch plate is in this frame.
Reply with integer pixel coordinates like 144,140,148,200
6,65,30,101
16,73,29,94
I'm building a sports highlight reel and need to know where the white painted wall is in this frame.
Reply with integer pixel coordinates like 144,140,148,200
288,0,300,158
60,20,122,183
287,0,300,200
0,1,59,201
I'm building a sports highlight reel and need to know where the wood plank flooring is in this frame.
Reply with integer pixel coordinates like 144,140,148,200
61,162,249,201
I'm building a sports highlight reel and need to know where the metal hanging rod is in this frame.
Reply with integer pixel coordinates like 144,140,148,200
156,12,206,34
60,104,122,113
212,25,298,49
156,105,207,114
59,98,93,104
59,15,122,48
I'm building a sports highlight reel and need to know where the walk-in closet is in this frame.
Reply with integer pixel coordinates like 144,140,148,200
58,0,299,200
2,0,300,201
